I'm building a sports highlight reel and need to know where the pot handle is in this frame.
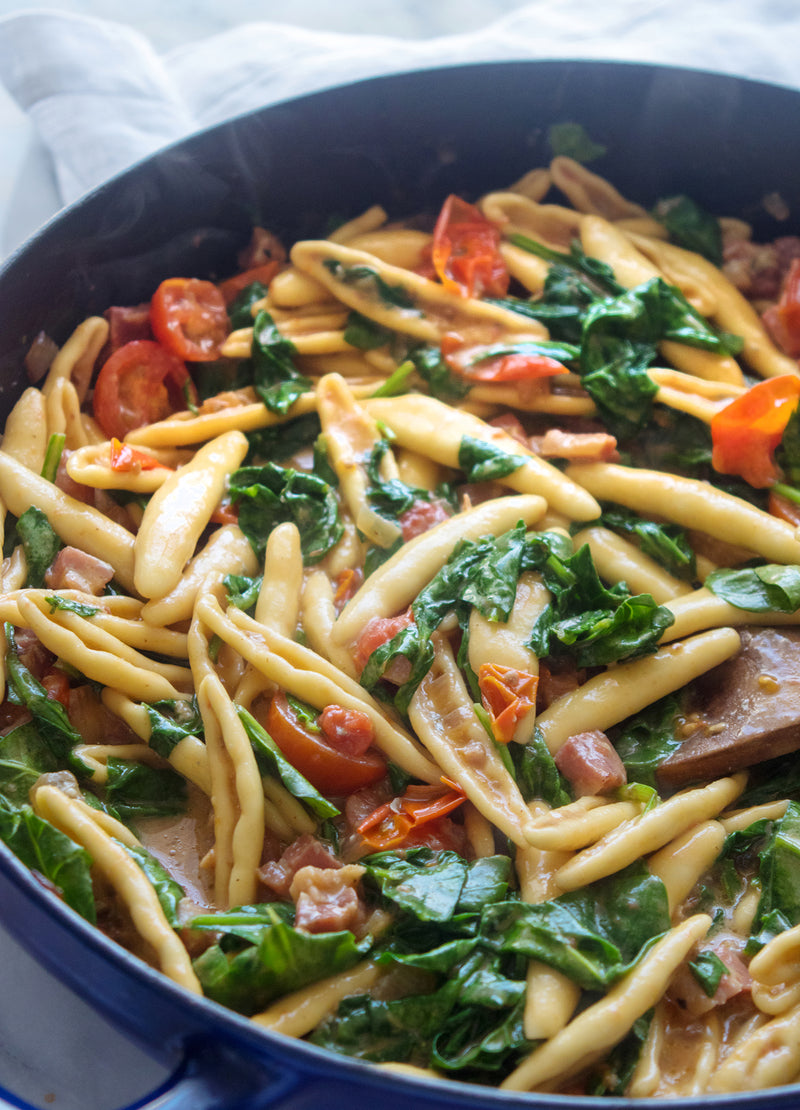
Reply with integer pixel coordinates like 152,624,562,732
119,1035,303,1110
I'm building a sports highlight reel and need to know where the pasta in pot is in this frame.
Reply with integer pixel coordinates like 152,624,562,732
6,151,800,1099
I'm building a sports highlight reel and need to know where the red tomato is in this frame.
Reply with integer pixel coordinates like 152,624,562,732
353,609,415,677
768,489,800,526
266,692,386,796
398,498,452,541
711,374,800,487
150,278,229,361
427,194,509,299
319,705,375,757
109,438,170,473
357,780,467,852
478,663,538,744
217,261,280,305
41,669,70,708
769,258,800,356
92,340,194,440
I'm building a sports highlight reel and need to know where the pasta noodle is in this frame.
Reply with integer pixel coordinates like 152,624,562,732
4,154,800,1102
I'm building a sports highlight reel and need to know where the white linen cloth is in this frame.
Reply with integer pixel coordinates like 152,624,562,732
0,0,798,209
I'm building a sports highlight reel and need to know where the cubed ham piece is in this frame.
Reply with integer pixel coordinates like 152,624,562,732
528,428,619,463
104,304,153,352
554,729,627,796
257,834,340,897
658,628,800,788
44,547,114,595
289,863,366,934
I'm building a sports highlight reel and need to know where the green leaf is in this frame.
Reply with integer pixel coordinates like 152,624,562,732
250,309,311,414
0,721,59,805
224,573,263,612
653,195,723,265
548,122,607,164
143,698,203,760
457,435,527,483
104,758,187,822
193,910,369,1014
323,260,419,312
689,950,728,997
227,280,270,330
120,842,185,927
16,507,60,589
612,695,682,789
705,564,800,613
365,439,429,521
0,798,95,922
237,706,339,819
229,462,343,565
512,728,573,807
747,801,800,952
245,412,322,465
369,359,416,398
45,595,100,618
40,432,66,485
409,345,471,403
343,310,394,350
481,863,670,989
590,504,696,581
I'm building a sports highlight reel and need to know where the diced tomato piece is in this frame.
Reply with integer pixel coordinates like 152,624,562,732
92,340,194,440
109,438,170,473
41,668,70,708
218,261,280,305
319,705,375,757
333,568,363,610
265,691,386,796
357,778,466,851
425,194,509,299
353,609,415,675
210,497,239,525
150,277,229,362
711,374,800,487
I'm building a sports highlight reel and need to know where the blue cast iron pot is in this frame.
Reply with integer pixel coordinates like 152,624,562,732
0,59,798,1110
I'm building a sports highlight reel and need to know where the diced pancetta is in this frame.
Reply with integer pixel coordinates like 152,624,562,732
257,834,341,897
289,863,366,934
44,547,114,595
554,729,627,796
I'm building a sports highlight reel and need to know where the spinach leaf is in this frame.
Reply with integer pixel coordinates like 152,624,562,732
191,901,295,944
323,260,420,312
224,573,263,612
653,195,723,265
431,995,530,1074
227,280,270,330
481,863,669,989
527,542,674,666
44,596,100,618
16,507,60,588
457,435,527,483
193,908,369,1014
143,698,203,760
5,624,86,773
508,234,623,296
237,707,339,819
365,439,428,520
360,524,530,714
0,798,95,922
121,842,184,927
747,801,800,952
245,412,321,465
250,309,311,414
705,564,800,613
590,504,696,581
41,432,65,485
776,404,800,485
409,345,471,402
548,122,607,163
512,728,572,807
0,721,59,805
343,310,394,350
364,849,511,923
689,950,728,997
369,359,416,398
585,1013,652,1096
454,338,579,375
613,695,682,789
104,758,187,822
229,462,342,564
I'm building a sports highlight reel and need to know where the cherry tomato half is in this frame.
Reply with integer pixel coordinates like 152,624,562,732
151,277,229,361
92,340,194,440
428,194,509,299
266,692,386,796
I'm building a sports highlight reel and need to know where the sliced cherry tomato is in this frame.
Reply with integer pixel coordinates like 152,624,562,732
266,692,386,796
319,705,374,757
478,663,538,744
710,374,800,487
217,260,281,305
333,567,363,610
93,340,194,440
357,778,466,851
151,277,229,361
109,438,171,473
353,609,415,676
426,194,509,299
210,496,239,525
41,668,70,708
443,337,567,383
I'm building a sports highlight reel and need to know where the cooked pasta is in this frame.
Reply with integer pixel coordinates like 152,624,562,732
5,153,800,1102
